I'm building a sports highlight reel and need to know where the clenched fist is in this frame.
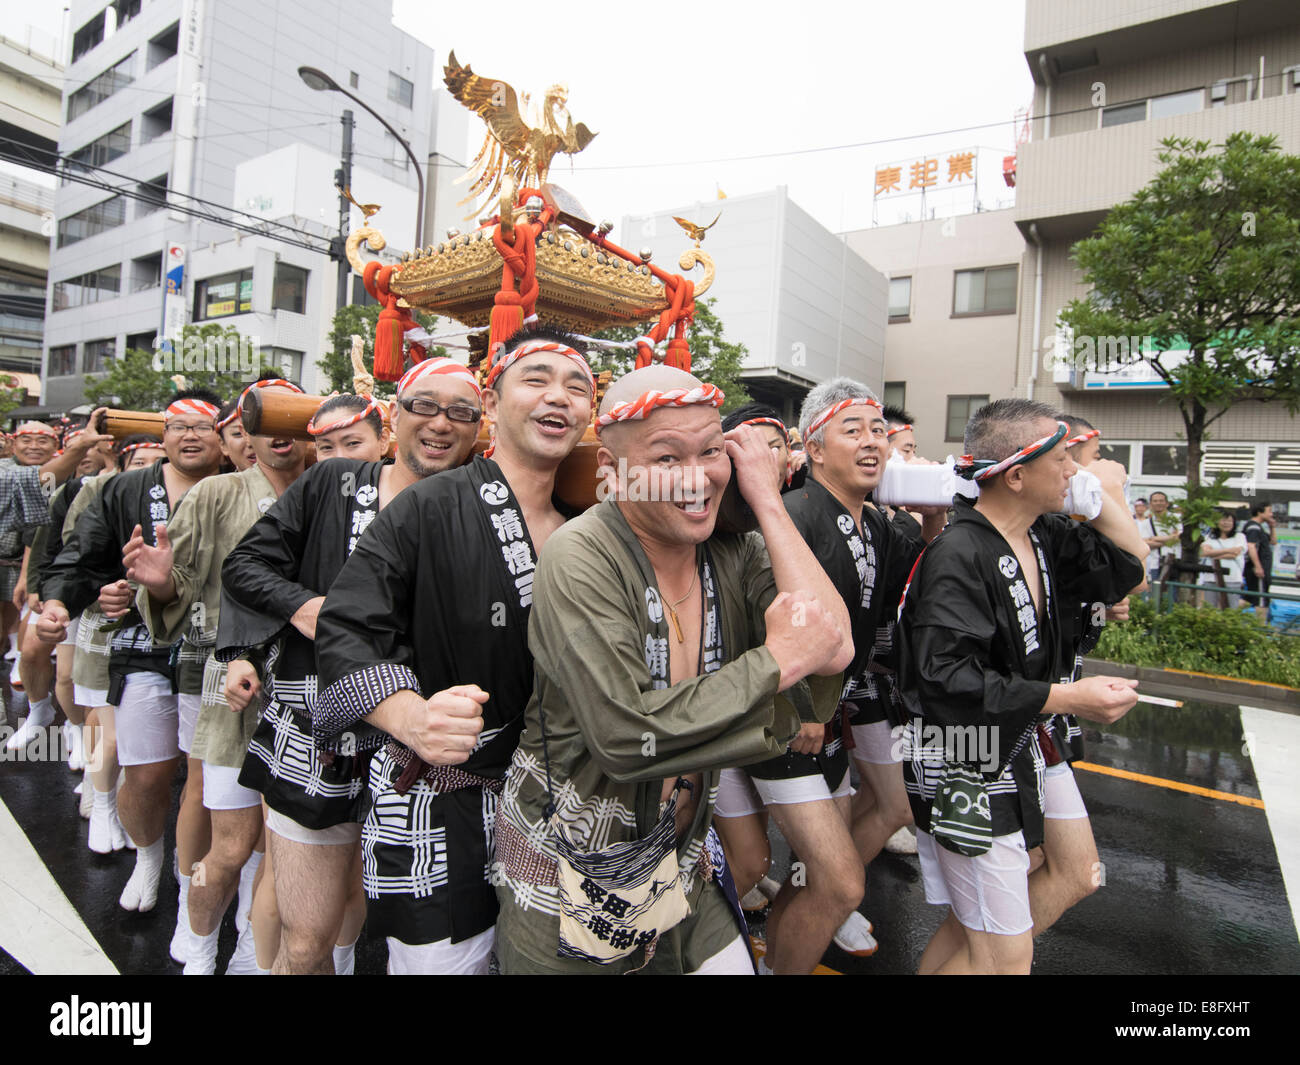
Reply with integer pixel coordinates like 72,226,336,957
225,659,262,713
395,684,488,766
764,591,845,690
98,579,133,619
35,600,71,645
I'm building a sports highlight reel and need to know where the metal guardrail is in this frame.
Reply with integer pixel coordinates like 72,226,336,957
1148,578,1300,634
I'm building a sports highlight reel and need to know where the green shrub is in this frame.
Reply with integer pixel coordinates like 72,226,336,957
1091,597,1300,688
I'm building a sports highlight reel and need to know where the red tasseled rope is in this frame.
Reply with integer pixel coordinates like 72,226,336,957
363,261,420,381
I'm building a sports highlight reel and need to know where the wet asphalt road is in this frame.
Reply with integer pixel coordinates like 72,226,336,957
2,678,1297,975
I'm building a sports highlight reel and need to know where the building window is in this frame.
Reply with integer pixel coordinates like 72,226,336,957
135,174,168,216
68,53,135,122
147,22,179,70
1202,444,1255,478
1149,89,1202,120
388,72,414,108
53,265,121,311
271,263,308,313
48,345,77,376
65,122,132,180
71,11,106,64
1100,101,1146,127
126,331,156,354
888,277,912,320
351,275,379,307
84,338,117,373
57,196,127,247
1098,443,1132,469
261,347,304,383
111,0,142,28
141,98,173,143
945,394,988,442
384,131,409,170
953,265,1017,316
1140,443,1187,478
130,252,163,293
883,382,906,411
349,71,359,89
1267,446,1300,481
194,270,253,320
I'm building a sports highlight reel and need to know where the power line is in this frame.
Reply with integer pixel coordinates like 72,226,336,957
0,135,335,250
340,71,1300,176
40,61,1300,177
0,143,333,258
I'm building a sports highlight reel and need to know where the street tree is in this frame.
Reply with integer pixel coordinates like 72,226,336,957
86,323,278,409
589,296,752,412
318,303,447,398
1059,132,1300,567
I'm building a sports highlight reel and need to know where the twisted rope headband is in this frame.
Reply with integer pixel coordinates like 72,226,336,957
595,383,724,433
804,397,883,440
956,421,1070,483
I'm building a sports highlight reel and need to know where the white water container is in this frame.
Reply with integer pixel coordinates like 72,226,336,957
874,454,958,507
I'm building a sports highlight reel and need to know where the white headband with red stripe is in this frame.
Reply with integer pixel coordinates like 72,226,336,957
396,357,481,399
804,396,883,440
1066,427,1100,447
595,383,724,433
738,416,789,441
886,423,913,438
165,398,221,422
119,440,164,457
484,339,594,392
308,396,386,436
14,422,59,438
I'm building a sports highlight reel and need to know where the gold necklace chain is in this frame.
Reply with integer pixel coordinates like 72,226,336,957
662,567,698,644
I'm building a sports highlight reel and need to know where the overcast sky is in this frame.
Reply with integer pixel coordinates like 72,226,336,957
4,0,1034,231
392,0,1034,233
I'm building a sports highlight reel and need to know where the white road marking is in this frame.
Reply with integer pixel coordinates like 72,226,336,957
0,794,117,974
1241,705,1300,947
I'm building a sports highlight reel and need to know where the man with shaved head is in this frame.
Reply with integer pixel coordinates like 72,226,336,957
312,327,594,974
898,398,1147,975
493,364,854,974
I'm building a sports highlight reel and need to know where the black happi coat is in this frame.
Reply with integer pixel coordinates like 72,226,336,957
215,458,387,825
44,460,181,688
747,476,920,781
312,456,546,943
216,458,387,685
1052,598,1108,762
30,474,84,599
897,496,1142,848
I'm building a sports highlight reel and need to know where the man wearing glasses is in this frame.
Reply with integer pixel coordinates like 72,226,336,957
37,391,226,916
312,327,595,974
216,358,483,974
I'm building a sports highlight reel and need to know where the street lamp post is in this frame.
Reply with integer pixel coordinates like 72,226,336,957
298,65,424,253
335,108,354,310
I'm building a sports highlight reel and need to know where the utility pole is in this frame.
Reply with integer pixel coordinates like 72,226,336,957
334,109,354,311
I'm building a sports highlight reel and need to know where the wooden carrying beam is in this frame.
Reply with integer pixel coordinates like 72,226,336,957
242,388,601,509
96,409,165,440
